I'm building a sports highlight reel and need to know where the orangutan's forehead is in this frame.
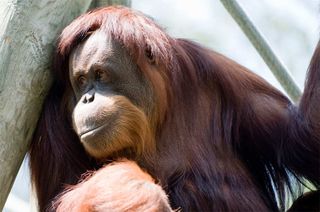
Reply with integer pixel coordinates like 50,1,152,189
69,31,121,72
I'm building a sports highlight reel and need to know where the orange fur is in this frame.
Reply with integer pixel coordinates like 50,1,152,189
52,160,173,212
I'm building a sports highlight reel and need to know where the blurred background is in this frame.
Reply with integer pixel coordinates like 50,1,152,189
4,0,319,211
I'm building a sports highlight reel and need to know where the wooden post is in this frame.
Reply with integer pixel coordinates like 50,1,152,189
93,0,131,7
0,0,93,210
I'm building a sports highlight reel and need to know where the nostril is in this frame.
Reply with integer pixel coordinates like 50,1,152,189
82,90,95,104
82,96,88,104
88,93,94,103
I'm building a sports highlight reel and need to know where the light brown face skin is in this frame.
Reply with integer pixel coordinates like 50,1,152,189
69,30,154,159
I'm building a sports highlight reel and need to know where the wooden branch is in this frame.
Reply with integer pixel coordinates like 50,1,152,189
0,0,93,210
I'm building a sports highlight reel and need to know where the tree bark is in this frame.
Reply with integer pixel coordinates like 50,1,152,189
0,0,93,210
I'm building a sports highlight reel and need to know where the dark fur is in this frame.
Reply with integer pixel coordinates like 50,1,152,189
288,191,320,211
29,6,320,211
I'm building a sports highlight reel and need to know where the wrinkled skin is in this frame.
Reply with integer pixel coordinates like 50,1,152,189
69,31,155,159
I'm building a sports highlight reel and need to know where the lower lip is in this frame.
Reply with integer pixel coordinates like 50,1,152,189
80,124,106,140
